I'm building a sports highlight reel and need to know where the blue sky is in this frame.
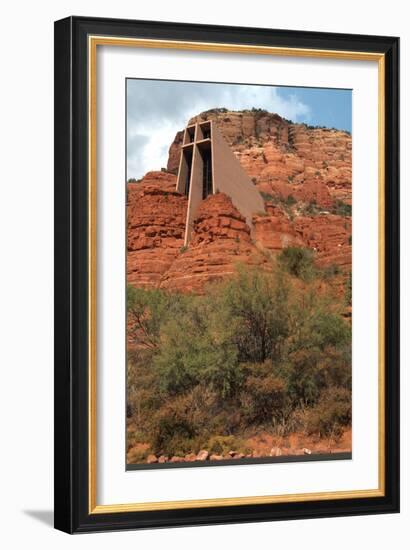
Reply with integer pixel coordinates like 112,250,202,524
127,79,351,179
279,86,352,133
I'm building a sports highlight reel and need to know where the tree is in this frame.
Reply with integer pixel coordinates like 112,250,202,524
217,265,290,363
127,285,187,350
153,296,240,398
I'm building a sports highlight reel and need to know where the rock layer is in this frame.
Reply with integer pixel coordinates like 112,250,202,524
160,193,264,293
167,109,351,208
127,171,187,288
127,109,352,293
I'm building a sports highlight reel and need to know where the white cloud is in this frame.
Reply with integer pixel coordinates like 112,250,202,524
127,80,312,180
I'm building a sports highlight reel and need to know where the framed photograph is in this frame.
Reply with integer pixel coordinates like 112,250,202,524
54,16,399,533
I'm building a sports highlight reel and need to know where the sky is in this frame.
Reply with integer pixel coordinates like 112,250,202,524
127,79,352,180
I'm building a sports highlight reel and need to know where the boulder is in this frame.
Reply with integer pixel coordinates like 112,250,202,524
196,450,209,461
210,454,224,461
269,447,282,457
185,453,197,462
169,456,185,463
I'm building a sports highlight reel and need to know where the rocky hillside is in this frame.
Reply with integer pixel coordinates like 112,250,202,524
127,109,352,293
168,108,352,207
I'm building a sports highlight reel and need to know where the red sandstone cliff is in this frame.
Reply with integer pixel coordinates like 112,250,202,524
168,109,351,207
127,109,352,293
160,193,265,293
127,171,187,288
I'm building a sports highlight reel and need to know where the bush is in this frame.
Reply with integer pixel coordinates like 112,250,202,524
304,387,351,438
154,297,240,398
301,199,320,216
241,362,288,425
311,312,350,351
345,271,352,306
207,435,250,455
284,348,324,406
277,247,316,280
332,200,352,216
321,264,342,279
260,191,274,202
149,395,200,455
127,285,189,350
218,266,290,363
126,262,352,459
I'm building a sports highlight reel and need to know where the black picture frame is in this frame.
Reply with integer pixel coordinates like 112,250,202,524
54,15,400,534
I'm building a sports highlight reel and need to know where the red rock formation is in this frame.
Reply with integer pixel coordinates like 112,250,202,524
253,205,304,251
128,109,352,294
294,215,352,270
159,193,264,293
127,171,187,288
167,109,351,208
166,130,184,174
252,204,351,270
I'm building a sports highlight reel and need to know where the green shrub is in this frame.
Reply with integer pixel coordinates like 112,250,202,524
345,271,352,306
241,362,288,425
149,396,199,455
300,199,320,216
218,266,290,363
332,200,352,216
207,435,250,455
277,247,316,280
154,296,240,398
127,285,187,350
321,264,342,279
260,191,274,202
284,348,324,406
126,263,352,454
304,387,351,437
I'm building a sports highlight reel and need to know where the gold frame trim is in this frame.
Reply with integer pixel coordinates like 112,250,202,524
88,35,386,514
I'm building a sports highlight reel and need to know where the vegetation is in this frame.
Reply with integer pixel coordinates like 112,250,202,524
127,255,351,460
300,199,321,216
260,191,274,202
259,192,298,220
345,271,352,307
277,247,316,280
332,199,352,216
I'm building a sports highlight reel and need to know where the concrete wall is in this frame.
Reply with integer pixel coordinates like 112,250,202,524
210,121,265,232
176,120,265,244
184,142,204,245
